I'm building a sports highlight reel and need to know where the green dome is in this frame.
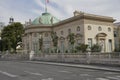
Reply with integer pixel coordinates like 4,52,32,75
32,13,60,25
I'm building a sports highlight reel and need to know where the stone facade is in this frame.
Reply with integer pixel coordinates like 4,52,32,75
114,22,120,51
23,11,115,53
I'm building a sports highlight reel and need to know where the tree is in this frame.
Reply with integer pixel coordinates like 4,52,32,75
75,44,88,53
51,32,58,47
68,33,75,45
80,44,88,53
51,32,58,52
91,44,101,52
68,33,75,53
1,22,24,53
0,40,2,51
75,44,81,52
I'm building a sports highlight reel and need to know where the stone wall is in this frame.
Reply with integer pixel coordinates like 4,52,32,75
33,52,120,65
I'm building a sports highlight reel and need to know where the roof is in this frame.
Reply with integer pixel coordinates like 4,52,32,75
53,11,115,26
114,22,120,26
32,13,60,25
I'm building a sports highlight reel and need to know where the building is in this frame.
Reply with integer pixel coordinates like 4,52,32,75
114,22,120,51
23,10,115,53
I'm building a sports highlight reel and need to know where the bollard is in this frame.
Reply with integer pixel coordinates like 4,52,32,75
29,51,35,60
86,48,91,64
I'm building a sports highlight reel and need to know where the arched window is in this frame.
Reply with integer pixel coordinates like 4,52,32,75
98,26,102,31
88,25,91,30
108,27,111,32
77,26,80,31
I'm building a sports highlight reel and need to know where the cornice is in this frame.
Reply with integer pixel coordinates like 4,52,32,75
83,13,116,22
53,15,84,27
53,12,115,27
25,12,116,29
25,24,52,30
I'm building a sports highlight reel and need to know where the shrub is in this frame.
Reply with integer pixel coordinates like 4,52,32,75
75,44,88,53
51,50,53,53
65,50,68,53
91,44,101,52
58,50,61,53
80,44,88,53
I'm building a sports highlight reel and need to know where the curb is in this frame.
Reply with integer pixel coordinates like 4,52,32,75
22,61,120,73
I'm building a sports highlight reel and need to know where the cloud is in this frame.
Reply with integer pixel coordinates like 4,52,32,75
51,0,120,22
0,0,36,25
33,0,68,20
0,5,33,25
34,0,44,10
0,0,120,25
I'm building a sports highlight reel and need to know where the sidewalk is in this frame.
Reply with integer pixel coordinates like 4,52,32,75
23,61,120,73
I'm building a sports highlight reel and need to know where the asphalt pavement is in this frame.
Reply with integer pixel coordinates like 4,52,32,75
0,61,120,80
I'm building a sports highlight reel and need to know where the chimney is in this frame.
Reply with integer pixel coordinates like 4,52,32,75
73,10,84,16
9,16,14,24
29,19,31,24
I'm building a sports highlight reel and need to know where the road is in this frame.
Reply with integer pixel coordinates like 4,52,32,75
0,61,120,80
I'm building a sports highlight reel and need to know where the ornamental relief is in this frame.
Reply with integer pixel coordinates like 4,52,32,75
39,18,42,24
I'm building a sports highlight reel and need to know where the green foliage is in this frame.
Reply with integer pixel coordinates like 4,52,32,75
91,44,101,52
68,33,75,45
74,49,77,53
114,48,120,52
68,33,75,53
75,44,88,53
80,44,88,53
65,50,68,53
75,44,81,52
0,40,2,51
51,32,58,47
1,22,24,52
51,50,53,53
58,50,60,53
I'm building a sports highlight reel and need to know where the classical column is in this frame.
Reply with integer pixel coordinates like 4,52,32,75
29,32,33,51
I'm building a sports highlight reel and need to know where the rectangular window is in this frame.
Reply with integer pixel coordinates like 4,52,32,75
108,39,112,52
114,31,117,37
88,38,92,48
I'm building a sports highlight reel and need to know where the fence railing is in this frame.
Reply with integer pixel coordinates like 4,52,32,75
0,51,29,60
34,52,120,58
0,51,120,65
33,52,120,65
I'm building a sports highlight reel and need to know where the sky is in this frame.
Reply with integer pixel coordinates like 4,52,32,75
0,0,120,25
